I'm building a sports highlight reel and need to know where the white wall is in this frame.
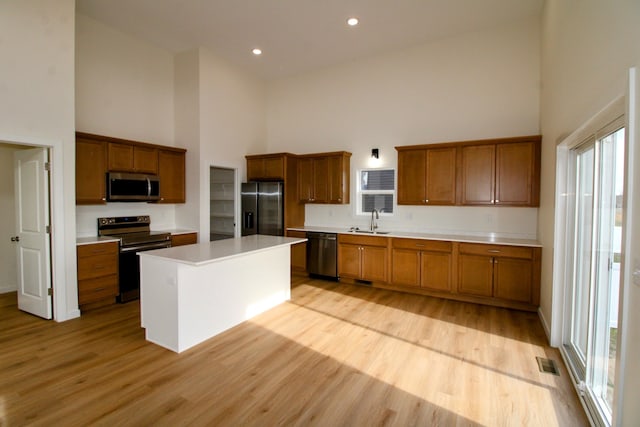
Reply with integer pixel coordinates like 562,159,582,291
174,48,266,240
75,13,178,235
540,1,640,424
198,49,266,239
0,145,19,293
266,17,541,238
0,0,78,320
75,14,174,145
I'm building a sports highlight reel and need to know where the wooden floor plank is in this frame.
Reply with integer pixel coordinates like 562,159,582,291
0,276,587,426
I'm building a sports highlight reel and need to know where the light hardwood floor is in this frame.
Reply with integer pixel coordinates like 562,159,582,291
1,275,587,426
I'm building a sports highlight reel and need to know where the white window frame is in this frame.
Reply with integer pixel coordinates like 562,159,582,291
356,168,396,216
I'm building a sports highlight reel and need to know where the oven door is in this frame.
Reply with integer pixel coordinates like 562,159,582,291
118,241,171,302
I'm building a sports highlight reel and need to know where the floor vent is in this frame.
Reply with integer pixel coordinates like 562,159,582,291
536,357,560,375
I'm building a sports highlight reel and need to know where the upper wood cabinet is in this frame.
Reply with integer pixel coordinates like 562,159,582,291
396,135,541,207
158,149,186,203
108,142,158,174
459,137,541,206
246,154,286,181
75,132,187,205
76,137,107,205
397,146,457,205
298,152,350,204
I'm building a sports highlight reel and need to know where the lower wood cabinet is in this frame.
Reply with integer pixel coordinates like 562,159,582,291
171,232,197,247
287,230,307,272
457,243,540,306
338,234,388,282
77,241,119,309
391,238,453,292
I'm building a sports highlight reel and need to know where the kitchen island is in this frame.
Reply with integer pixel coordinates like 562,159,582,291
138,235,306,353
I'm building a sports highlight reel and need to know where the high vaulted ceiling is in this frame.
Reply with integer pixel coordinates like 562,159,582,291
76,0,543,80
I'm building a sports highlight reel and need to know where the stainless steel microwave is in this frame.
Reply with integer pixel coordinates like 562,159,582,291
107,172,160,202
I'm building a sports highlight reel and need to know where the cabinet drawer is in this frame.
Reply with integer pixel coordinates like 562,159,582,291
77,241,118,258
339,234,388,247
458,243,533,259
77,253,118,280
78,275,118,305
171,232,197,247
392,238,451,252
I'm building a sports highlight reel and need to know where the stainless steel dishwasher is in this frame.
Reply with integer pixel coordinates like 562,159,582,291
306,232,338,279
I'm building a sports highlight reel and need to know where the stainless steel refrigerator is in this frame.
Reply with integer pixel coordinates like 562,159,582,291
241,182,284,236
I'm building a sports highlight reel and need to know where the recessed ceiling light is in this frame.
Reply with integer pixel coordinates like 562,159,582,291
252,48,262,55
346,17,359,27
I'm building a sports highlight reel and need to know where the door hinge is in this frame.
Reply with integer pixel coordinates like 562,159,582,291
47,288,53,296
46,225,51,234
44,162,51,171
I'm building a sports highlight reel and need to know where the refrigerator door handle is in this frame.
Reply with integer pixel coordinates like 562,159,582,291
244,212,254,230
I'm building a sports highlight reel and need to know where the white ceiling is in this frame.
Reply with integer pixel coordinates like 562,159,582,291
76,0,543,80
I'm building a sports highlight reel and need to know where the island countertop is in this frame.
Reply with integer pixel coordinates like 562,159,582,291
138,234,306,266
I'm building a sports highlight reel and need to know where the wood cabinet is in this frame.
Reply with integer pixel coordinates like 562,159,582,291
76,132,187,205
287,230,307,272
391,238,453,292
298,152,350,204
338,234,388,282
171,232,197,247
396,135,540,207
459,137,540,206
246,154,286,181
158,149,186,203
108,142,158,174
76,137,107,204
397,146,456,205
457,243,540,306
77,241,119,309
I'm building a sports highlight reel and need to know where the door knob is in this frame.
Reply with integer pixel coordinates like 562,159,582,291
11,236,20,242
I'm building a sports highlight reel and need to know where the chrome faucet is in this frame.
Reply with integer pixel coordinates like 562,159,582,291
370,208,379,232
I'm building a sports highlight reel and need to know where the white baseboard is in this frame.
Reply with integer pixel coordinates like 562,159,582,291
0,284,17,294
538,307,552,346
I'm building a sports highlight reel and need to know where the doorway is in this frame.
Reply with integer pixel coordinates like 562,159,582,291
559,116,625,425
209,166,236,241
0,142,53,319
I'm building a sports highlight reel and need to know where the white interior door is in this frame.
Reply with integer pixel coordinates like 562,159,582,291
14,147,52,319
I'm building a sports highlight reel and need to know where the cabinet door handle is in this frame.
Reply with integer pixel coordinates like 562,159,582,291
495,199,500,203
416,244,425,247
425,199,429,203
488,249,501,253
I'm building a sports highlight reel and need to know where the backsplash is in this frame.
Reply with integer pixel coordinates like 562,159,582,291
76,204,177,237
305,204,538,240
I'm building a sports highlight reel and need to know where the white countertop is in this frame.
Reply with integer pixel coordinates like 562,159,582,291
287,226,541,247
76,236,121,245
138,235,307,266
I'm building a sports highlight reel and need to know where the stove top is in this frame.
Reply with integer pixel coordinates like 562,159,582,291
97,216,171,247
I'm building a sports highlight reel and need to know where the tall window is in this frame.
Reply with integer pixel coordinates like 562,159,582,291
357,169,395,215
563,121,625,425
